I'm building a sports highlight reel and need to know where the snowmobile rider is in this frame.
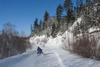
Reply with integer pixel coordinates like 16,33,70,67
37,46,43,54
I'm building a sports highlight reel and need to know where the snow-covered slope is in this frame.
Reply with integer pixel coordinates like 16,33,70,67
0,34,100,67
69,17,82,31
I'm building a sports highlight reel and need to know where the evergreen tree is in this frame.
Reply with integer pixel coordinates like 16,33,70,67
51,24,56,37
39,20,43,30
64,0,73,10
44,11,49,21
64,0,74,17
43,11,49,29
56,4,63,23
34,18,38,29
76,0,81,7
76,0,84,16
31,24,33,33
64,0,75,28
94,0,100,3
80,0,84,14
43,22,46,30
80,0,84,9
76,0,81,14
67,8,75,22
86,0,92,6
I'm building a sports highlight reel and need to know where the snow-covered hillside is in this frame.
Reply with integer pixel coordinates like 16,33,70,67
0,32,100,67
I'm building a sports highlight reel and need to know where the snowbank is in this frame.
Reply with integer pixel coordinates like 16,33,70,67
45,36,63,49
30,35,48,43
29,30,74,51
29,35,48,50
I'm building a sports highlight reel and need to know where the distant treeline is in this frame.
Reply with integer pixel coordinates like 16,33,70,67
0,22,31,59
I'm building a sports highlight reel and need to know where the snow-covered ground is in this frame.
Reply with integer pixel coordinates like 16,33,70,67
0,34,100,67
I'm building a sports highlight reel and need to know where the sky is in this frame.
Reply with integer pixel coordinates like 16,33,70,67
0,0,64,36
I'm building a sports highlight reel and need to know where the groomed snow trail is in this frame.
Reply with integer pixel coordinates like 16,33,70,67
0,43,100,67
54,52,66,67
